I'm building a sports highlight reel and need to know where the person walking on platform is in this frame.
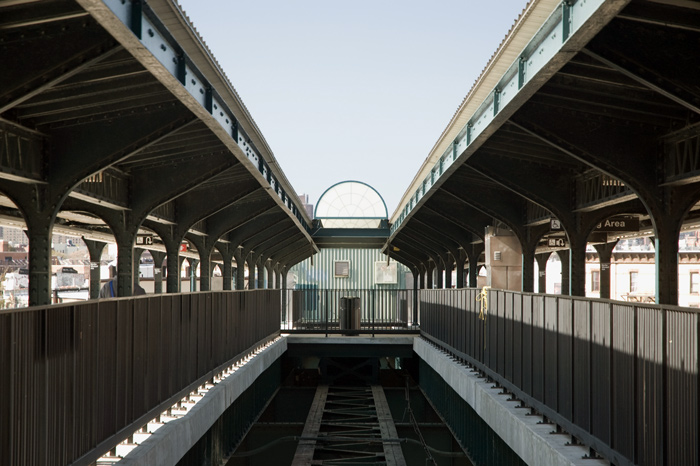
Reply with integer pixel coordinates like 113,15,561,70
99,265,146,297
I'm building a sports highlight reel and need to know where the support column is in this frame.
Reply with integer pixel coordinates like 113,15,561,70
10,183,62,306
256,257,265,289
189,259,199,292
535,252,551,294
198,248,212,291
247,253,256,289
412,268,419,326
444,254,453,288
655,222,681,305
176,255,187,292
521,242,536,293
275,267,282,290
149,250,166,294
426,261,434,289
569,233,587,297
198,249,211,291
115,232,136,297
134,248,145,293
233,248,245,290
219,247,234,291
465,244,484,288
163,239,181,293
281,267,289,322
82,238,107,300
26,217,53,306
266,261,274,289
455,250,467,288
558,250,570,296
468,265,477,288
593,240,618,300
435,257,444,289
418,264,426,290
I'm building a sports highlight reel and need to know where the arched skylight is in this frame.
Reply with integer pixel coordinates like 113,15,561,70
315,181,388,228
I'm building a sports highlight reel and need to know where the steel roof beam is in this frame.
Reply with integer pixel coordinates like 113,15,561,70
420,205,486,243
0,2,90,30
439,178,527,238
210,204,281,247
580,47,700,115
273,240,315,269
130,154,241,219
258,235,305,266
51,109,196,185
242,220,297,255
170,179,261,233
0,39,122,113
505,117,657,205
384,248,420,271
468,155,575,231
388,237,431,265
410,216,471,257
400,225,458,262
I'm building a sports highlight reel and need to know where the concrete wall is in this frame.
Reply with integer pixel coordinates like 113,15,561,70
119,338,287,466
414,338,608,466
485,227,522,291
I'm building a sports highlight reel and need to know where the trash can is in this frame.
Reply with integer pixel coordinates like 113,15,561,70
339,296,361,334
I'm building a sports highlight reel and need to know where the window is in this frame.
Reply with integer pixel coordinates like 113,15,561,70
375,261,397,284
691,272,700,294
591,270,600,292
334,261,350,278
629,271,639,293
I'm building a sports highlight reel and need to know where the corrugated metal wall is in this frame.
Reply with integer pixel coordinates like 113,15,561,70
290,248,411,290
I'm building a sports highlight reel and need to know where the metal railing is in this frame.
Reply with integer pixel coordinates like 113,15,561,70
420,288,699,466
283,288,419,334
0,289,281,466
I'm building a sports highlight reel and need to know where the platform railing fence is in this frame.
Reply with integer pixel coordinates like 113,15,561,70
0,289,281,466
420,287,699,466
283,288,419,334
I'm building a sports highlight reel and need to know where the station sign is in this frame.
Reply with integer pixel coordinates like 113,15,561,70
136,234,154,246
595,216,639,232
548,238,567,248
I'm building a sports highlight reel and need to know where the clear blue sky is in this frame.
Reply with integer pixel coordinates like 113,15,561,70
178,0,529,216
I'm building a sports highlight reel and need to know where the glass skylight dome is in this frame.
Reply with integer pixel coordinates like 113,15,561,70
315,181,388,229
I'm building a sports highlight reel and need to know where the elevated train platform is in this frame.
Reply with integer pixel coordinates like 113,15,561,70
2,0,700,465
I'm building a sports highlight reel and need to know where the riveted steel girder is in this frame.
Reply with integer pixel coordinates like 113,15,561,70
410,218,464,261
0,30,121,114
389,237,431,266
0,0,318,303
272,240,316,269
168,177,262,234
223,206,284,247
401,228,455,264
421,201,490,242
468,150,577,231
242,219,297,257
413,209,480,248
440,177,528,240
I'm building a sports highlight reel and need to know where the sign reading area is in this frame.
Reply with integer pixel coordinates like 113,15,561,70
595,216,639,232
